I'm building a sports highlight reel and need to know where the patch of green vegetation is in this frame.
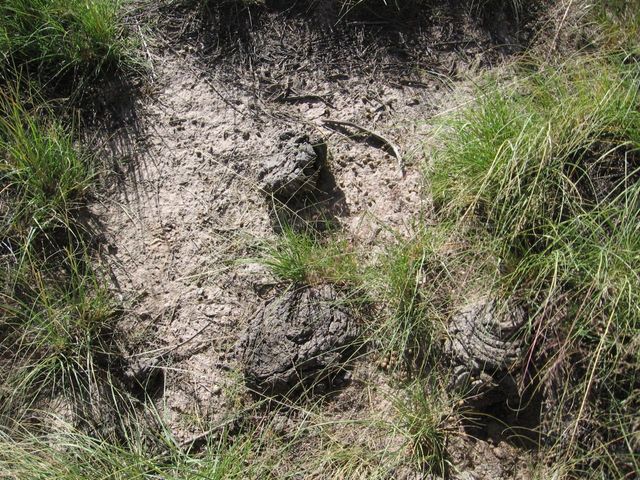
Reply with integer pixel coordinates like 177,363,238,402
0,86,113,427
593,0,640,54
367,228,446,359
258,225,360,287
0,89,91,242
432,56,640,242
0,245,115,421
0,0,133,88
392,378,456,474
428,51,640,477
0,0,139,465
0,422,278,479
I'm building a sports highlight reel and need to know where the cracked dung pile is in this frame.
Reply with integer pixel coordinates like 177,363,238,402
79,1,556,477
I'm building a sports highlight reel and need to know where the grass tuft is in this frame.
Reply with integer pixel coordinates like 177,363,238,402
0,243,116,422
428,51,640,476
367,226,463,365
0,419,276,480
0,88,91,242
0,0,134,90
392,378,457,474
0,86,113,429
592,0,640,55
258,225,359,287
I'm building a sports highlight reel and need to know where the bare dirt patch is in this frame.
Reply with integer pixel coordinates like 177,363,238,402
87,2,546,475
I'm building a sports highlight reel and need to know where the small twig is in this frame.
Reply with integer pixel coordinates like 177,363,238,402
400,71,453,90
397,79,432,89
177,418,236,450
137,25,155,80
322,119,405,178
551,0,574,53
276,91,335,108
129,318,213,359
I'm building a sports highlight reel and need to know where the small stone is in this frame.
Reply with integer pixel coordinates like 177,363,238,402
493,445,508,459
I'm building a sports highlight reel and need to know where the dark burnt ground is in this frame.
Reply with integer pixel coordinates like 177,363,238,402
156,0,547,74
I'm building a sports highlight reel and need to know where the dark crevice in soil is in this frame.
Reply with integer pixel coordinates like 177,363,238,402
462,386,545,450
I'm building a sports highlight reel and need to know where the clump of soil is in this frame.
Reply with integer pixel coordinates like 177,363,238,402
238,284,358,395
445,298,526,407
259,133,326,200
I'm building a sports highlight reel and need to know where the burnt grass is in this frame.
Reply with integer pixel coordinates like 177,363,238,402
157,0,546,74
